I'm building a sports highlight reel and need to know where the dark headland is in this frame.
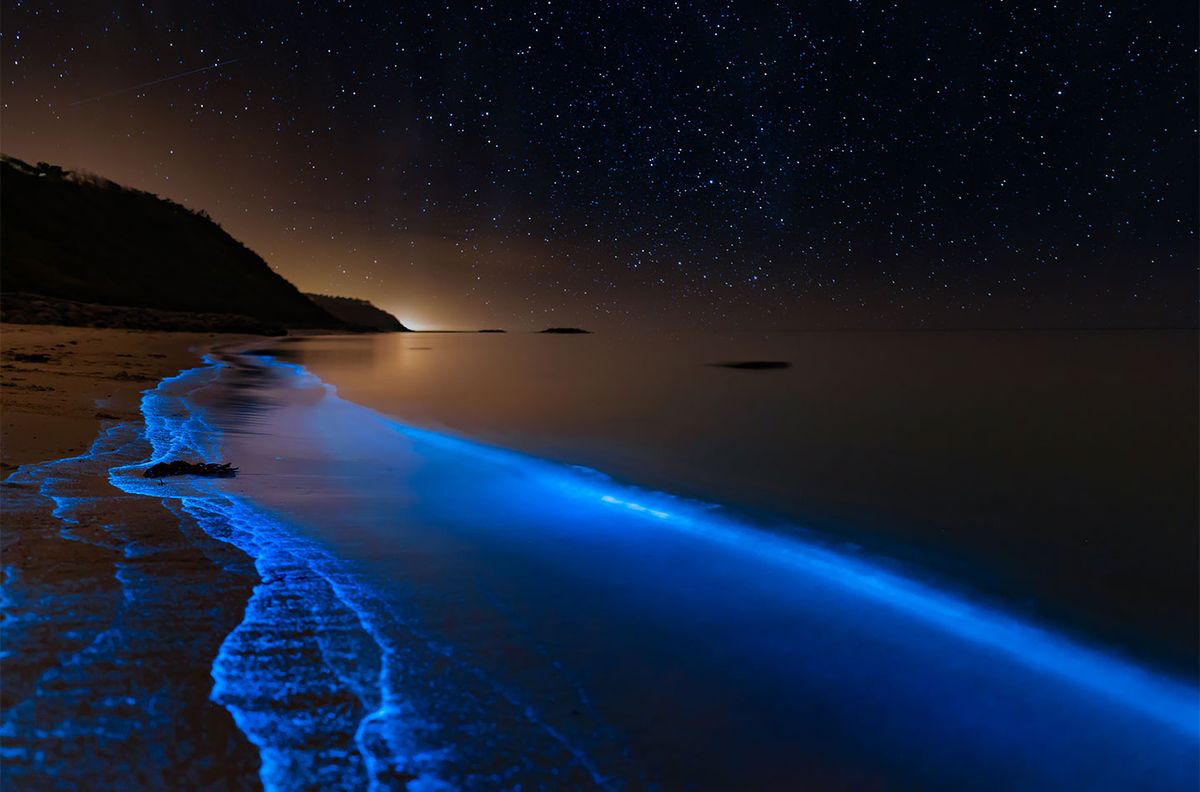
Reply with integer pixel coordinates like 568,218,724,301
0,156,402,334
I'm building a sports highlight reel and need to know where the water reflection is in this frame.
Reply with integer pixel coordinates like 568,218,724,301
182,345,1198,789
274,330,1200,675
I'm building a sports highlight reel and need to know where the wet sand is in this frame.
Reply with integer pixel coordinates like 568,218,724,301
0,324,264,787
1,324,237,470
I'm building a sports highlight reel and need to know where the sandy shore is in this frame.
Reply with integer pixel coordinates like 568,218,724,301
0,324,247,471
1,323,265,787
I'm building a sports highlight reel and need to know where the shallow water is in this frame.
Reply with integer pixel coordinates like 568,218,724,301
143,342,1196,788
1,406,259,788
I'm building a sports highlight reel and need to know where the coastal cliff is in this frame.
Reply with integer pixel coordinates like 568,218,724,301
0,156,343,331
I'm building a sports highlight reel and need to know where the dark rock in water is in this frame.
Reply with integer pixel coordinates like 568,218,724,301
478,329,507,333
538,327,591,334
11,352,51,363
710,361,791,370
143,461,238,479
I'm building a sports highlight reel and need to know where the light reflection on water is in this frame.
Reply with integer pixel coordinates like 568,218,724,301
167,344,1197,789
271,329,1200,674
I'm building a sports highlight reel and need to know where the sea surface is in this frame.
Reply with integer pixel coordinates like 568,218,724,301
275,329,1200,673
6,329,1199,789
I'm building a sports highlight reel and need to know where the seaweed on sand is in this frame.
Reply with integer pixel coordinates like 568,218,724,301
143,461,238,479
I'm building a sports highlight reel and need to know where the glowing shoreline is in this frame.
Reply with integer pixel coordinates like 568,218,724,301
389,411,1200,740
91,350,1200,786
104,361,453,791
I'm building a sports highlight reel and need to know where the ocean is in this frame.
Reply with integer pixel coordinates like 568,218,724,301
276,329,1199,672
119,329,1196,788
8,329,1195,789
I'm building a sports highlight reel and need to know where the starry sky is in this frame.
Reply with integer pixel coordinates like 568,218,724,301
2,1,1196,330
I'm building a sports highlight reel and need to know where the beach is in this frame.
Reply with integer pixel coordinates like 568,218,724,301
0,324,245,469
4,0,1193,784
2,326,1197,789
1,324,263,787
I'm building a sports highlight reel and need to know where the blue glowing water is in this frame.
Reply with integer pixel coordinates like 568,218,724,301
5,347,1199,788
1,403,259,787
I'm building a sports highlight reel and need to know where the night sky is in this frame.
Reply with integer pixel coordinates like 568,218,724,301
2,1,1196,330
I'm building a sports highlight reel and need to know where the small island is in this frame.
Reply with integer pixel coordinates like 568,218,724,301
538,327,591,334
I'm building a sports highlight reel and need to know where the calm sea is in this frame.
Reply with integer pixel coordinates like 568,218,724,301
277,328,1199,672
172,329,1197,788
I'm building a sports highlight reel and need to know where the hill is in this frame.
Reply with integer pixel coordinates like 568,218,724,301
304,294,409,331
0,156,343,330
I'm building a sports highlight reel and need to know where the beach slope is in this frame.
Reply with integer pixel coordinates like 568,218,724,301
1,324,263,787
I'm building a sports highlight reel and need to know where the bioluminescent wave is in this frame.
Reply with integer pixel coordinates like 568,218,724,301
0,415,260,788
5,348,1198,789
105,362,455,791
228,353,1200,735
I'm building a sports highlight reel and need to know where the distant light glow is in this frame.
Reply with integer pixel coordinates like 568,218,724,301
391,311,431,331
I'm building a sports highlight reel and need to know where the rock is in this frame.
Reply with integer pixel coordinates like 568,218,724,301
709,361,791,370
142,461,238,479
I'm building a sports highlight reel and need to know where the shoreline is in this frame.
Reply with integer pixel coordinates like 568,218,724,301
0,323,257,471
1,324,266,787
177,345,1200,786
2,327,1197,787
1,327,448,788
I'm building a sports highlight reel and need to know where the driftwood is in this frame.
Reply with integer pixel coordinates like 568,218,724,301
143,461,238,479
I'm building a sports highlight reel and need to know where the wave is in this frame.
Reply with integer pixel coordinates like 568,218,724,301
105,360,453,791
0,409,259,788
104,354,617,790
